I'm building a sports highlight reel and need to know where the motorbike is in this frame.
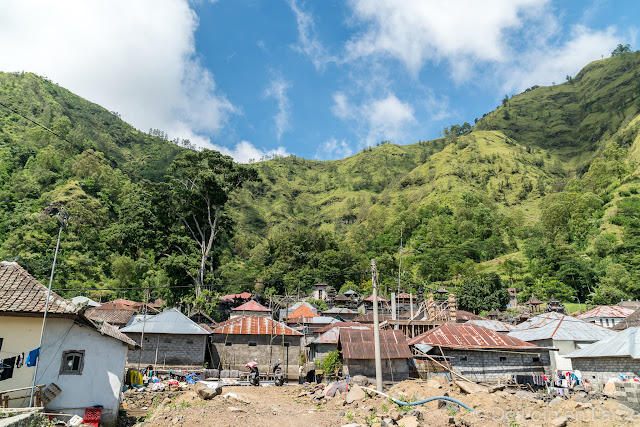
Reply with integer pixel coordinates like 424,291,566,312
273,359,284,386
246,360,259,386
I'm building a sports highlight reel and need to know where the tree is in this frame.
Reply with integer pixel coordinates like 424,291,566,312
457,273,509,314
611,43,631,56
161,149,258,297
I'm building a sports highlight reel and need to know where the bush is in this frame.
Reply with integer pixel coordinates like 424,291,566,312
321,350,342,380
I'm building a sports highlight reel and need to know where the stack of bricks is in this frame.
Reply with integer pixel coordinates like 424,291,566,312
614,381,640,411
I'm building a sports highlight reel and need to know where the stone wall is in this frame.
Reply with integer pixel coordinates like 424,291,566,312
126,333,206,366
444,349,551,383
571,357,640,387
343,358,409,382
210,333,301,376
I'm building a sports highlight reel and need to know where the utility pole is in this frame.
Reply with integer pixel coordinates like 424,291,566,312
137,288,149,370
371,259,383,392
30,206,69,407
396,225,403,329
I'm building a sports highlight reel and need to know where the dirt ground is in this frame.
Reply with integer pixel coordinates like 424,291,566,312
124,377,640,427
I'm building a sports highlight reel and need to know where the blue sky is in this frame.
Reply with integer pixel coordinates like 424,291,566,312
1,1,638,162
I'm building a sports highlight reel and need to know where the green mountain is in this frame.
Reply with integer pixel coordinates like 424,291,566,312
2,52,640,314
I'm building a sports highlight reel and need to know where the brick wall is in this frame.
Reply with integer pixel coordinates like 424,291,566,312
571,357,640,387
444,349,551,383
210,333,301,376
343,358,410,382
126,333,206,366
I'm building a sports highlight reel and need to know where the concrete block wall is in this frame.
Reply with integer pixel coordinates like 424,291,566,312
210,334,301,376
571,358,640,388
613,381,640,411
126,333,206,366
445,349,551,383
343,358,409,382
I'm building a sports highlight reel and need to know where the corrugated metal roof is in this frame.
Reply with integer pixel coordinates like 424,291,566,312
352,312,390,323
85,305,136,326
315,322,369,334
232,300,271,312
309,325,371,345
278,302,318,319
285,303,319,319
323,307,357,314
467,319,515,332
409,323,540,350
119,308,210,335
613,308,640,330
456,310,485,321
287,316,338,325
566,327,640,359
210,315,302,336
339,328,412,360
0,261,78,315
508,312,617,342
577,305,634,320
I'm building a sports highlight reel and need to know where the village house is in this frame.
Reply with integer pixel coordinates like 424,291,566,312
508,312,617,371
357,294,390,314
230,300,272,318
209,316,302,378
306,323,371,362
409,323,551,383
577,305,634,328
322,307,358,321
278,301,317,320
566,327,640,385
313,282,328,301
120,308,210,366
0,261,137,426
337,328,412,382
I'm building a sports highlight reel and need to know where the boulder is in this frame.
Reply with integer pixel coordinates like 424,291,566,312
550,416,568,427
351,375,369,386
397,416,420,427
195,382,222,400
455,381,488,394
389,408,402,421
548,397,563,407
488,384,505,393
346,384,367,404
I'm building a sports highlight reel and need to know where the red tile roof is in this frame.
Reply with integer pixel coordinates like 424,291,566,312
0,261,77,315
408,323,541,350
363,294,389,302
220,292,252,302
578,306,634,319
339,329,412,360
232,300,271,312
210,316,302,336
110,298,138,306
85,304,136,326
285,304,319,319
396,292,413,300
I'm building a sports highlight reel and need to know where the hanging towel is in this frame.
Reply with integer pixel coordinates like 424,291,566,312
26,347,40,367
0,357,16,380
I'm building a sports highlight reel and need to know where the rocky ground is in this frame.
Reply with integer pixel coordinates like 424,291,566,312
121,377,640,426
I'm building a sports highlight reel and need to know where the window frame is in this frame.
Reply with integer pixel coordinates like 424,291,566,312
59,350,85,375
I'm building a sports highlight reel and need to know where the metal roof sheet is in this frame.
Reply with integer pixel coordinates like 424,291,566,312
339,328,412,360
232,300,271,312
285,303,319,319
577,306,634,320
409,323,540,350
456,310,485,321
119,308,210,334
287,316,338,325
0,261,78,315
467,319,515,332
309,325,371,345
210,315,302,336
352,312,390,323
508,312,617,342
613,308,640,330
71,296,101,307
323,307,357,314
278,302,318,319
566,327,640,359
85,305,136,326
315,321,369,334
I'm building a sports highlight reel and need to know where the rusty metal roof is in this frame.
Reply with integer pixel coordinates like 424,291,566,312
309,325,371,345
338,328,412,359
352,312,390,323
232,300,271,312
210,315,302,336
613,308,640,330
0,261,77,316
409,322,541,350
577,305,634,320
315,321,369,334
509,312,617,342
456,310,484,321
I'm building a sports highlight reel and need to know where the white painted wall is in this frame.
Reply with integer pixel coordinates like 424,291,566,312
36,318,129,426
0,316,42,407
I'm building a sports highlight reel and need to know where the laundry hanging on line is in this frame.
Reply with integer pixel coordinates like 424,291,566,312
26,347,40,367
0,356,16,381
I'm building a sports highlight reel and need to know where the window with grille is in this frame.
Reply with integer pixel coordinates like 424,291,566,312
60,350,85,375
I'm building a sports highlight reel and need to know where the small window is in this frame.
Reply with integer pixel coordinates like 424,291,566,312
248,342,257,347
284,342,291,348
225,342,233,347
165,338,172,343
60,350,85,375
459,356,467,361
532,357,540,363
605,319,610,326
499,356,507,362
187,339,194,344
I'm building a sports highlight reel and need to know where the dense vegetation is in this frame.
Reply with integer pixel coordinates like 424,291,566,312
2,51,640,316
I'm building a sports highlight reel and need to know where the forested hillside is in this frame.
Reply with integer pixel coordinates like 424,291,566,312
2,51,640,316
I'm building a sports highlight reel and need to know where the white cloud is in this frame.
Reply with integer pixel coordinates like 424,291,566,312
315,138,354,160
264,77,292,140
287,0,336,71
0,0,234,143
331,92,415,146
211,140,289,164
345,0,546,77
502,25,619,93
